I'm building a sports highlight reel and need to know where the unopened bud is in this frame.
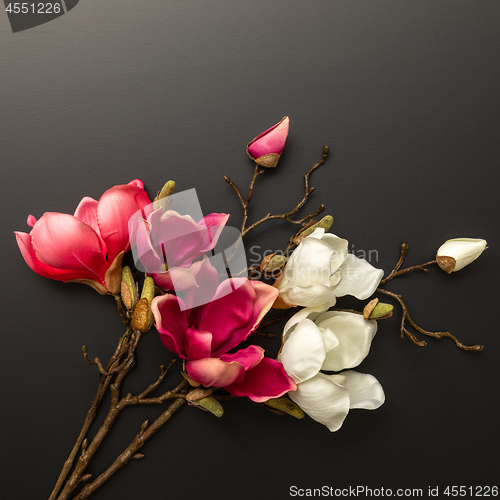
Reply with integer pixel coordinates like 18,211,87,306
436,238,487,273
261,254,287,274
189,396,224,417
153,180,176,210
299,215,333,238
121,266,138,309
263,396,305,419
131,276,155,332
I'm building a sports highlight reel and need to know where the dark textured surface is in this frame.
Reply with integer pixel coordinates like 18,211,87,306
1,2,499,498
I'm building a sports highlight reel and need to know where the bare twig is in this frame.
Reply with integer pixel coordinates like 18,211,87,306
377,288,483,351
380,242,437,285
225,146,330,239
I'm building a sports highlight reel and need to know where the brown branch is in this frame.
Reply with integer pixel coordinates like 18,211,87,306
74,397,188,499
381,242,437,285
49,327,133,500
226,146,330,239
377,288,483,352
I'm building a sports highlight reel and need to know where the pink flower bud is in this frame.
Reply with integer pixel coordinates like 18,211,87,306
246,116,289,168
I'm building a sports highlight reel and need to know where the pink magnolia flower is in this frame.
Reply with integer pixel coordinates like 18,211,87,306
152,259,296,402
15,179,151,295
129,208,229,292
247,116,289,168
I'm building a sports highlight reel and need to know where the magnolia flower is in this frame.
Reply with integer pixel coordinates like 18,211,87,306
275,228,383,309
436,238,487,273
278,307,385,431
129,208,229,292
152,258,296,402
247,116,289,168
15,180,151,294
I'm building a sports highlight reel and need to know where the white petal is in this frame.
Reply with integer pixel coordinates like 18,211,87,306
316,311,377,371
289,373,350,432
437,238,487,272
278,319,326,384
282,306,329,344
280,236,338,288
341,370,385,410
318,326,340,352
332,254,383,300
307,227,326,240
281,284,337,309
320,233,349,274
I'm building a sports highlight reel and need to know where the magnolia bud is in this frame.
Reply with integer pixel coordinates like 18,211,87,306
131,277,155,332
246,117,289,168
436,238,487,273
120,266,138,310
153,180,176,211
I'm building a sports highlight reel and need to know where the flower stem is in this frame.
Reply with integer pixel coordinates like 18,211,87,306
74,397,187,499
377,287,483,352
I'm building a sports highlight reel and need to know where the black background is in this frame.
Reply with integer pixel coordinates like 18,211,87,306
1,2,499,499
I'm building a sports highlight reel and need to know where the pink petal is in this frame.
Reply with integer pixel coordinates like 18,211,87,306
151,294,188,358
186,357,245,387
247,117,289,158
199,279,279,357
184,328,212,360
153,267,198,294
30,212,109,281
128,179,144,189
192,213,230,258
150,210,204,268
27,215,37,228
198,278,256,356
128,213,162,273
182,257,220,313
220,345,264,371
15,231,102,282
226,357,297,403
96,181,151,264
74,197,107,257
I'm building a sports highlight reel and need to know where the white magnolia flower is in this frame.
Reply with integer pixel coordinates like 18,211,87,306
436,238,487,273
278,307,385,431
276,228,383,308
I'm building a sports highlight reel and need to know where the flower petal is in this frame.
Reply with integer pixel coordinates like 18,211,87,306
151,294,188,358
15,231,100,282
332,254,383,300
192,213,230,258
184,328,212,361
280,284,337,309
279,234,341,289
186,357,245,387
289,373,350,432
199,279,277,356
316,311,377,371
226,357,297,403
278,319,327,384
97,181,151,264
247,116,289,158
30,212,109,280
341,370,385,410
220,345,264,371
282,306,329,343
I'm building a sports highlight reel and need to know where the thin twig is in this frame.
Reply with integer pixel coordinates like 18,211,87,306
74,395,188,499
381,242,437,285
225,146,330,239
377,288,483,351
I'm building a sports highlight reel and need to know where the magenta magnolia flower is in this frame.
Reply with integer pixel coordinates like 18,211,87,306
152,259,296,402
129,208,229,292
15,179,151,295
246,116,289,168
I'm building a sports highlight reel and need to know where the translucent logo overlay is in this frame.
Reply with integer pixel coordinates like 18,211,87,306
128,189,247,310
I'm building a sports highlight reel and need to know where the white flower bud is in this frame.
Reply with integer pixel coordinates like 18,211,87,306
436,238,487,273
